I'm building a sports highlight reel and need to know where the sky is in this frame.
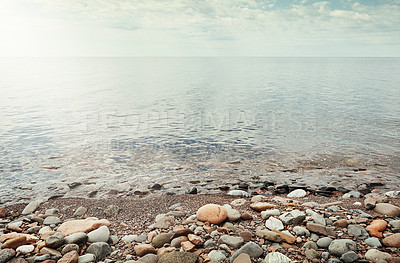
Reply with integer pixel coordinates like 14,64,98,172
0,0,399,57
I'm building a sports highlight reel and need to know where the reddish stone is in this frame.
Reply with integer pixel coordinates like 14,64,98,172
239,231,252,241
333,219,349,228
134,244,156,257
173,225,193,236
0,207,5,218
58,251,78,263
271,229,296,244
188,234,202,246
181,241,196,251
1,236,27,249
240,212,253,220
367,220,388,238
57,219,110,236
250,202,276,212
196,204,227,224
382,233,400,248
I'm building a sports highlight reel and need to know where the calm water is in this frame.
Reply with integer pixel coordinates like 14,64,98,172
1,58,399,204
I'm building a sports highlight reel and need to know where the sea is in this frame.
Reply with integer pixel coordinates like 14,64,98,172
0,57,399,204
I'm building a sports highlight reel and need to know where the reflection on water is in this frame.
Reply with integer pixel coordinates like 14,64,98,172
0,58,399,204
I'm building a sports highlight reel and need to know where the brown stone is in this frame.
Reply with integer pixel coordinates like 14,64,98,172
240,212,253,220
364,198,377,210
271,229,296,244
171,236,188,248
367,220,388,238
57,219,111,236
374,203,400,217
387,257,400,263
0,207,5,218
40,260,56,263
173,225,194,236
57,251,78,263
134,244,156,257
306,222,336,237
188,234,202,246
181,241,196,251
382,233,400,248
233,253,251,263
157,247,176,259
7,224,22,232
239,231,252,241
1,236,27,249
40,247,62,258
250,202,276,212
8,258,28,263
333,219,349,228
196,204,228,224
0,233,39,243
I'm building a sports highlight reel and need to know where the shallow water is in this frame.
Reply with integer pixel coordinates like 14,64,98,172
1,57,399,204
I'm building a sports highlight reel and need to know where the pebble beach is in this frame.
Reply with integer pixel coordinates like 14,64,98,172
1,184,400,263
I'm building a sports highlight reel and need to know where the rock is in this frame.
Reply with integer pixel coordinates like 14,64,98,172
158,251,197,263
232,253,251,263
226,208,241,221
40,247,62,259
365,237,382,248
1,236,27,249
279,210,306,225
255,229,282,242
367,220,388,238
287,189,307,198
342,191,362,198
87,226,110,243
196,204,228,224
134,244,156,257
306,209,326,226
293,226,309,236
231,199,247,206
390,220,400,233
241,212,253,220
250,202,276,212
317,237,333,248
230,242,263,263
271,230,296,244
264,252,291,263
306,222,336,236
240,231,252,241
0,207,5,218
365,198,377,210
365,249,392,262
57,219,110,236
7,259,28,263
219,235,244,248
46,232,64,248
185,187,197,194
208,250,226,262
333,219,349,228
305,249,320,260
348,224,369,240
302,202,320,208
382,233,400,247
302,241,318,250
228,190,251,197
86,242,111,259
151,183,162,190
73,206,87,217
152,233,173,248
77,254,96,263
328,239,357,257
353,209,372,218
374,203,400,217
0,248,15,263
63,232,87,244
43,216,61,225
171,236,188,248
261,209,280,219
58,251,78,263
265,217,284,231
340,251,359,263
16,245,35,254
139,253,158,263
187,234,202,246
22,200,41,215
181,241,196,251
103,205,121,217
151,214,176,229
62,244,80,255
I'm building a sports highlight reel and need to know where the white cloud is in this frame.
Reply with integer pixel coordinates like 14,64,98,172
0,0,399,56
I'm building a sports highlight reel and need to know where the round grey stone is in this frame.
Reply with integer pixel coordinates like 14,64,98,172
328,239,357,257
219,235,244,249
43,216,61,225
78,254,96,263
86,242,111,259
365,237,382,248
208,250,226,262
0,249,15,263
62,244,80,255
340,251,359,263
64,232,88,244
87,226,110,243
46,232,65,248
317,237,333,248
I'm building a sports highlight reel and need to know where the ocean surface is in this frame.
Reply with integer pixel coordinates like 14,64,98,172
1,57,399,204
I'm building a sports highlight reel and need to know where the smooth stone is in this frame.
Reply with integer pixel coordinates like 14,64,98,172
34,255,51,262
152,233,173,248
226,208,241,221
43,216,61,226
382,233,400,247
306,209,326,226
293,226,309,236
255,229,282,242
279,210,306,225
86,242,111,259
208,250,226,262
342,191,362,198
365,237,382,248
232,253,251,263
230,242,263,263
365,249,391,262
328,239,357,256
57,219,111,236
306,222,336,236
137,253,158,263
158,251,197,263
58,251,78,263
287,189,307,198
265,217,284,231
171,236,188,248
204,239,218,248
366,220,388,238
264,252,291,263
46,232,64,248
62,244,80,255
16,244,35,254
340,251,359,262
64,232,87,244
305,249,320,260
321,252,330,260
302,241,318,250
302,202,320,208
231,199,247,206
73,207,87,217
0,248,16,263
77,254,96,263
39,247,62,259
374,203,400,217
250,202,276,212
1,236,27,249
390,220,400,232
261,209,280,219
317,237,333,248
104,205,121,217
22,200,41,215
87,226,110,243
134,244,156,257
348,224,369,240
227,190,251,197
196,204,228,224
219,235,244,248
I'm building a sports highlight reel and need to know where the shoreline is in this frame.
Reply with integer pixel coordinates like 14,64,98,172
2,188,400,263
